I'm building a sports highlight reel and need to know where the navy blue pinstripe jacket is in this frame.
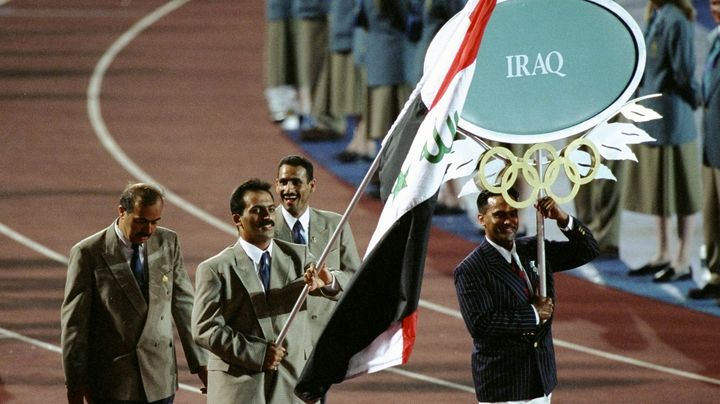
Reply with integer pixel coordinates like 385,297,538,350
454,218,599,402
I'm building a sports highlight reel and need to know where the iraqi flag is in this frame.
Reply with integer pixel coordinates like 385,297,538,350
295,1,496,401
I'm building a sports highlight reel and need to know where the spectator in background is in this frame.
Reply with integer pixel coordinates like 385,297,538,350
316,0,364,143
625,0,702,283
264,0,300,124
337,0,414,162
294,0,344,141
689,0,720,301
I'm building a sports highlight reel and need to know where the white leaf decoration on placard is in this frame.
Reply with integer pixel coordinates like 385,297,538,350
455,94,662,197
444,137,486,181
584,122,656,161
619,95,663,122
567,149,617,180
458,174,481,198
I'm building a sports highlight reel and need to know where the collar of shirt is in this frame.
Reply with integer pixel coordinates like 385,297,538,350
485,236,522,267
237,237,274,274
483,217,573,264
280,205,310,238
114,219,144,263
485,235,535,298
709,26,720,44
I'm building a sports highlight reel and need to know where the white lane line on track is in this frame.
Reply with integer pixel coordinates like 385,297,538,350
554,339,720,386
0,222,68,265
86,0,235,237
92,0,472,393
385,367,475,393
69,0,719,393
0,326,203,395
4,222,720,389
0,224,472,394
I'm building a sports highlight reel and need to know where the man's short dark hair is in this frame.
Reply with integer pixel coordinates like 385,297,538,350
476,187,519,213
230,179,273,215
119,183,164,213
277,155,314,181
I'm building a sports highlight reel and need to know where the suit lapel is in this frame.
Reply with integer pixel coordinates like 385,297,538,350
274,209,293,242
232,244,276,340
308,209,330,254
707,67,720,102
101,225,148,316
481,240,529,302
145,234,172,303
270,242,295,289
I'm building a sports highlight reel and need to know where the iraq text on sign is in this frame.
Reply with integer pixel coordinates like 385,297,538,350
459,0,645,143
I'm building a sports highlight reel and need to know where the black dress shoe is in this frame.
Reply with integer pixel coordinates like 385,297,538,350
336,150,360,163
653,266,692,283
597,245,620,260
336,150,372,163
628,261,670,276
688,282,720,299
300,127,343,142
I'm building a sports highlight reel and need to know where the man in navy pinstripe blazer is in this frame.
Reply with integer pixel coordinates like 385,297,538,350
454,188,599,403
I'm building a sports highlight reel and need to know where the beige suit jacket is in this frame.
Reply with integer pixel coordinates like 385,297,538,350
192,239,321,404
61,223,207,402
274,207,361,344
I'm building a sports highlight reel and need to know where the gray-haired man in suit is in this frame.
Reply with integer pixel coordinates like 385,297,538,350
454,188,599,403
61,183,207,404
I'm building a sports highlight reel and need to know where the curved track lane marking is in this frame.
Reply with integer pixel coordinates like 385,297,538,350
72,0,720,392
83,0,472,394
3,223,720,387
86,0,235,236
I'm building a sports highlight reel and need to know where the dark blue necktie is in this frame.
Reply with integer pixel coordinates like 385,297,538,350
292,221,306,245
130,243,145,291
259,251,271,293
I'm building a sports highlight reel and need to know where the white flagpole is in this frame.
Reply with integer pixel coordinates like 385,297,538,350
535,148,547,298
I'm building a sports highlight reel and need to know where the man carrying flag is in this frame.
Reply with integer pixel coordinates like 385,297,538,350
454,188,599,403
294,0,498,401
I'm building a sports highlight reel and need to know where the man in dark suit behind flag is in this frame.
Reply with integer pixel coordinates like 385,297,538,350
454,188,599,403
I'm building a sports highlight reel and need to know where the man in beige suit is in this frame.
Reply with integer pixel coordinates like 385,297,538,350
61,183,207,404
192,179,337,404
274,155,360,346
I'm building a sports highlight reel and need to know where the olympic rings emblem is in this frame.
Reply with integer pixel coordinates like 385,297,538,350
475,139,600,208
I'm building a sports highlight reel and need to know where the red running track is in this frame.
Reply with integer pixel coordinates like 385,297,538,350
0,1,718,402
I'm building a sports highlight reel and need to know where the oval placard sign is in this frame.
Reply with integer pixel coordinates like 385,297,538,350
459,0,645,143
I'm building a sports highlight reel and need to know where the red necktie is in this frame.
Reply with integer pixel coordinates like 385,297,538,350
511,259,530,299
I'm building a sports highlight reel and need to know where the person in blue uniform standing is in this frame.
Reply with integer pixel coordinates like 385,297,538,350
625,0,702,283
689,0,720,301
